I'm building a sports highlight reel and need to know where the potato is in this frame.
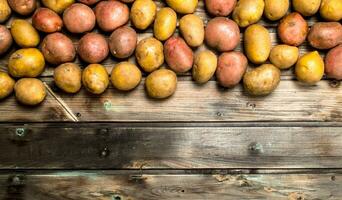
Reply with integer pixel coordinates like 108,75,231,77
8,0,36,15
325,44,342,80
293,0,321,16
179,14,204,47
244,24,271,64
243,64,281,96
131,0,156,30
164,36,194,73
42,0,74,14
15,78,46,106
166,0,198,14
32,8,63,33
0,72,15,99
205,17,240,52
135,37,164,73
0,0,11,23
154,7,177,41
269,45,299,70
95,0,129,32
109,26,137,59
295,51,324,85
111,62,142,91
320,0,342,21
205,0,236,17
78,33,109,64
0,25,12,55
278,12,308,46
145,69,177,99
78,0,100,5
216,52,247,88
54,63,82,94
41,33,76,65
82,64,109,95
308,22,342,50
192,50,217,84
232,0,264,27
8,48,45,78
11,19,40,48
264,0,289,21
63,3,95,34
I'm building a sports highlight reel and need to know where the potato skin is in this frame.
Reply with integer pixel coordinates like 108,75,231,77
216,51,247,88
164,36,194,73
54,63,82,93
0,72,15,99
278,12,308,46
166,0,198,14
270,45,299,70
154,7,177,41
179,14,204,47
41,33,76,65
295,51,324,84
78,0,100,5
264,0,289,21
8,0,36,15
145,69,177,99
243,64,281,96
32,8,63,33
320,0,342,21
308,22,342,50
15,78,46,106
0,25,13,55
205,17,240,52
111,62,142,91
135,37,164,73
325,44,342,80
293,0,321,16
0,0,11,23
42,0,74,14
232,0,264,27
131,0,156,30
205,0,236,17
244,24,271,64
82,64,109,95
63,3,95,34
11,19,40,48
192,50,217,84
109,26,137,59
78,33,109,64
8,48,45,78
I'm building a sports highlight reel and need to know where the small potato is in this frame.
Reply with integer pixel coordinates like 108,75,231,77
42,0,74,14
244,24,271,64
164,36,194,73
78,33,109,64
308,22,342,50
295,51,324,85
135,37,164,73
82,64,109,94
54,63,82,93
32,8,63,33
179,14,204,47
8,0,36,15
145,69,177,99
269,45,299,70
166,0,198,14
15,78,46,106
63,3,95,34
232,0,264,27
109,26,137,59
193,50,217,84
325,44,342,80
95,0,129,32
278,12,308,46
8,48,45,78
0,25,13,55
0,72,15,99
293,0,321,16
216,51,247,88
320,0,342,21
0,0,11,23
78,0,100,5
131,0,156,30
205,0,236,17
111,62,142,91
41,33,76,65
205,17,240,52
154,7,177,41
243,64,281,96
11,19,40,48
264,0,289,21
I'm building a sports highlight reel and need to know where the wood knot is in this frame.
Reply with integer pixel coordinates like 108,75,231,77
248,142,264,155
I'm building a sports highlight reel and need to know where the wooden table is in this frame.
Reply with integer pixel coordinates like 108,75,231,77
1,1,341,199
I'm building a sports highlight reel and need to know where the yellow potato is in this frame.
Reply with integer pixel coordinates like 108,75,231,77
264,0,289,20
166,0,198,14
145,69,177,99
54,63,82,94
15,78,46,106
232,0,264,27
135,37,164,73
293,0,321,16
295,51,324,85
320,0,342,21
11,19,40,48
0,0,11,23
179,14,204,47
0,71,15,99
131,0,156,30
154,7,177,41
192,50,217,84
111,62,142,91
41,0,75,14
82,64,109,94
269,45,299,70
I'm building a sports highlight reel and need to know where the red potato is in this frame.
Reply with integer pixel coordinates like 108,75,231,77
205,17,240,52
77,0,101,5
32,8,63,33
0,25,13,55
109,26,137,59
325,44,342,80
278,12,308,46
8,0,36,15
63,3,95,34
308,22,342,50
205,0,236,16
78,33,109,64
216,51,248,88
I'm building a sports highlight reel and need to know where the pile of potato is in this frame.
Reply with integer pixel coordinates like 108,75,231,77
0,0,341,106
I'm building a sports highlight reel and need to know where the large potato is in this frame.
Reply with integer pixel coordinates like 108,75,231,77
0,25,12,55
8,48,45,78
293,0,321,16
32,8,63,33
325,44,342,80
193,50,217,84
295,51,324,85
54,63,82,93
63,3,95,34
0,0,11,23
0,72,15,99
244,24,271,64
264,0,289,21
205,17,240,52
42,0,74,14
164,36,194,73
15,78,46,106
11,19,40,48
278,12,308,46
78,33,109,64
109,26,137,59
308,22,342,50
216,51,247,88
111,62,142,91
131,0,156,30
82,64,109,95
8,0,36,15
145,69,177,99
205,0,236,17
154,7,177,41
320,0,342,21
78,0,100,5
232,0,264,27
243,64,281,96
179,14,204,47
166,0,198,14
269,45,299,70
135,37,164,73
